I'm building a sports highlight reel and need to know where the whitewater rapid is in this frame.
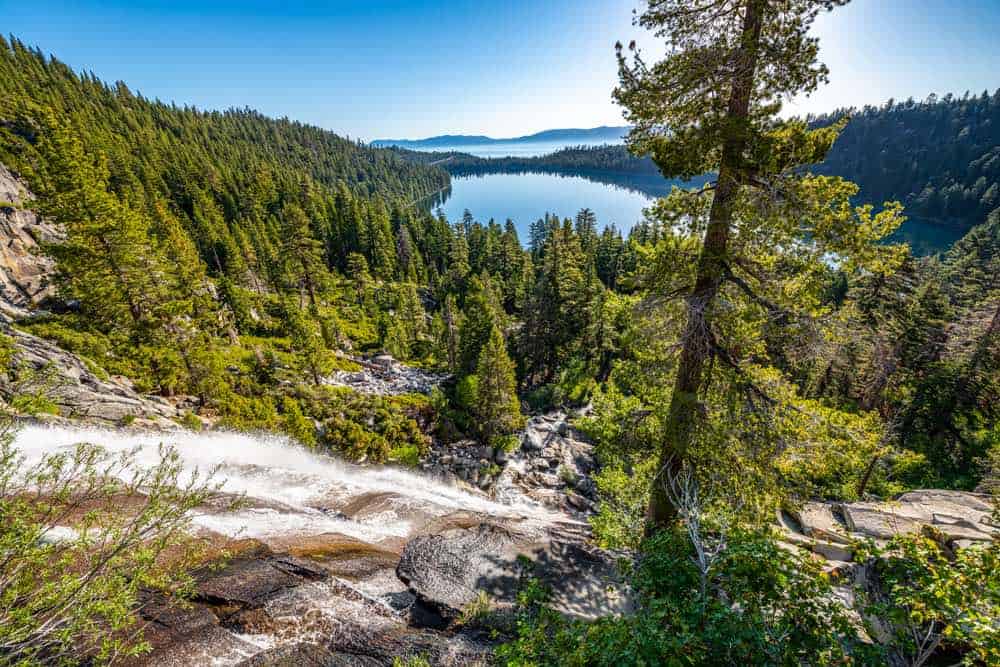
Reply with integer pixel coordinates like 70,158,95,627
13,424,554,544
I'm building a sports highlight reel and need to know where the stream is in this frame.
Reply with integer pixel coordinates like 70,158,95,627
12,424,569,665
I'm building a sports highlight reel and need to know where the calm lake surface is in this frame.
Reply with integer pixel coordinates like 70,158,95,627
410,138,618,158
432,171,965,255
432,172,662,240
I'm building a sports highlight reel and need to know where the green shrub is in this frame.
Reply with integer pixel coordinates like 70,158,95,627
858,533,1000,666
322,416,389,463
0,427,232,665
279,396,317,447
180,411,203,431
496,528,875,666
389,443,422,466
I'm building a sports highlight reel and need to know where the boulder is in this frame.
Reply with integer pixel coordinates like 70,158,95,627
840,495,997,543
792,502,851,544
396,523,631,627
521,428,546,453
194,546,327,614
840,502,923,540
896,489,993,513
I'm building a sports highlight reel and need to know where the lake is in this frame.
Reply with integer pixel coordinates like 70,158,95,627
431,172,657,239
396,138,620,158
430,171,965,255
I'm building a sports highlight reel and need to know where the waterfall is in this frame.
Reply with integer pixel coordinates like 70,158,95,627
12,424,553,543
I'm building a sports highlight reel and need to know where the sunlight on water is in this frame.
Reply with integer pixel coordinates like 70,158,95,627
13,424,554,541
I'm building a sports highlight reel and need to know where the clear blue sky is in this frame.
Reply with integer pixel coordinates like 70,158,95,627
5,1,999,140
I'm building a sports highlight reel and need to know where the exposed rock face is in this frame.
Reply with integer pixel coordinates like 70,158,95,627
193,546,328,614
396,522,632,627
0,324,179,426
422,411,599,515
0,164,61,317
780,490,997,567
326,355,448,396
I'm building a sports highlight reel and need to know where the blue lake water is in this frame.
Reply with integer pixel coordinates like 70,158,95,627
430,171,965,255
432,172,657,240
398,138,620,158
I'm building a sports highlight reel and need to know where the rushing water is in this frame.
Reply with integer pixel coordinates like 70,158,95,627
13,424,553,543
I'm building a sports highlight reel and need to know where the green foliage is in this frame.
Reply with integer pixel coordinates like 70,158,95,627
496,528,872,666
180,411,203,431
472,325,524,448
279,396,318,447
858,533,1000,666
0,424,230,665
316,392,429,464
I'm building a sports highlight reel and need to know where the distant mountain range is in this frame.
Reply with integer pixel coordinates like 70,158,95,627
372,126,629,149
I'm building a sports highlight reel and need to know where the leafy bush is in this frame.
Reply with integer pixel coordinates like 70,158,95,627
496,528,875,666
0,423,230,664
858,532,1000,666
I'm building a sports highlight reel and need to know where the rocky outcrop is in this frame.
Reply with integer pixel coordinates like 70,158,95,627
422,411,599,514
781,490,997,568
326,354,449,396
0,324,179,426
192,545,328,614
396,521,631,628
0,164,61,317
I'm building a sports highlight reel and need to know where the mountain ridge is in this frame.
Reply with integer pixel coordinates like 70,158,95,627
372,125,629,149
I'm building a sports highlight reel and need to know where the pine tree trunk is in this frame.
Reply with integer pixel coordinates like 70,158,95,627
647,0,766,529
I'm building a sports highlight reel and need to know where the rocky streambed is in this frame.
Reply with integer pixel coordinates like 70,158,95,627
10,349,998,665
15,424,628,666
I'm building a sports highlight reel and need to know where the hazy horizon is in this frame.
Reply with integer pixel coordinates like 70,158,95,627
5,1,1000,140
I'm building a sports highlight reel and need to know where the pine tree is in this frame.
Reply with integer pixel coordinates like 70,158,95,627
284,301,333,385
474,324,524,448
346,252,373,307
615,0,901,526
458,274,504,375
440,294,462,371
279,203,327,308
37,116,172,334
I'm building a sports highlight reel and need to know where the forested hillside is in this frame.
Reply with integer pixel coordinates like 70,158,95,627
813,91,1000,230
399,91,1000,235
389,144,661,178
1,5,999,661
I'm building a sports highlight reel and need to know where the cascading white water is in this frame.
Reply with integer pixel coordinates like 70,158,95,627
13,424,555,543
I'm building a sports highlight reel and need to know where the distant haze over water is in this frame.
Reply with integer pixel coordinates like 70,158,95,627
373,126,628,158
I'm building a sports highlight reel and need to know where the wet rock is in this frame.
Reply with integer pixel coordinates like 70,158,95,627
194,546,327,615
124,594,260,667
396,523,632,626
236,642,381,667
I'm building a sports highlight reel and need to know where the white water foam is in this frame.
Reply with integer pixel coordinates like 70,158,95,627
13,424,554,541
